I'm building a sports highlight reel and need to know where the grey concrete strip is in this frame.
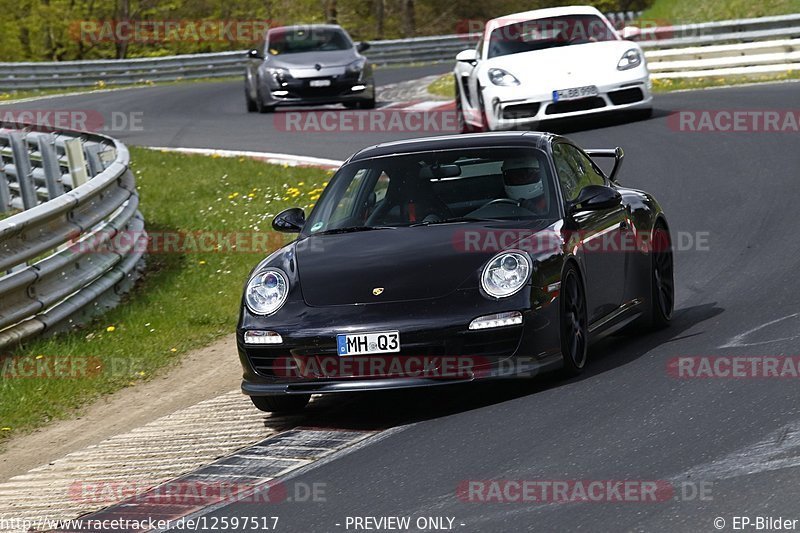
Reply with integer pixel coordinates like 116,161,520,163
0,391,286,533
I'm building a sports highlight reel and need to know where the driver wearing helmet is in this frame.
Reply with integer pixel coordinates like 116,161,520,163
502,157,548,214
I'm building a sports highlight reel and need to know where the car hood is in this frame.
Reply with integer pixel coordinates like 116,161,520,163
267,49,358,69
485,40,639,88
295,221,550,307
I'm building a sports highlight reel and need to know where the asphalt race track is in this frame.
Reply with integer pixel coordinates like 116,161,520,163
12,68,800,531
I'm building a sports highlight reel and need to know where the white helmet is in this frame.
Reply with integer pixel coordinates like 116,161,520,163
502,157,543,202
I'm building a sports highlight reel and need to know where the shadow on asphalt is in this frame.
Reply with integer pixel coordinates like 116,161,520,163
527,107,671,135
261,302,723,433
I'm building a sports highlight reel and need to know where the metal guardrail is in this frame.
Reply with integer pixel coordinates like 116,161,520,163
1,14,799,91
0,124,145,349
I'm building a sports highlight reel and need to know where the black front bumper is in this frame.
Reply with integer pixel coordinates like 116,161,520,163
238,289,561,396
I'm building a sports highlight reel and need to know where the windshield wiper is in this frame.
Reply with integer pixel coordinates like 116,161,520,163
315,226,396,236
410,216,502,227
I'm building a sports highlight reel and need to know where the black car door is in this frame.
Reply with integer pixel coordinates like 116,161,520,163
552,142,628,324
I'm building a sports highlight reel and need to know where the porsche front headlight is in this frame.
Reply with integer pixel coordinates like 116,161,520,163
245,269,289,315
488,68,521,86
481,251,531,298
617,48,642,70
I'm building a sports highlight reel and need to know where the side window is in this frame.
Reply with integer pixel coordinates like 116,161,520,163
574,149,606,187
552,143,583,202
552,143,604,202
330,168,369,223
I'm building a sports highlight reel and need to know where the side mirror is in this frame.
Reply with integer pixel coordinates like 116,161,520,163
273,208,306,233
248,49,264,60
456,49,479,63
356,41,371,53
569,185,622,213
620,26,641,40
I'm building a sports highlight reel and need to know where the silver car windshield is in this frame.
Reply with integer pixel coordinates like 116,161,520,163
268,28,352,56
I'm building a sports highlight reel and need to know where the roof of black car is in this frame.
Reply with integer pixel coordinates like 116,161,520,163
348,132,555,162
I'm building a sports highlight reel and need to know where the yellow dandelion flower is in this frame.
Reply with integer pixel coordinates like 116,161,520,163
106,326,116,332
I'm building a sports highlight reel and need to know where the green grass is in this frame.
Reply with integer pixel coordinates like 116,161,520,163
640,0,800,23
0,149,330,443
428,74,454,99
652,70,800,92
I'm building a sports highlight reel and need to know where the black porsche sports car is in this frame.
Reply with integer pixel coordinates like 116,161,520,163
237,132,674,413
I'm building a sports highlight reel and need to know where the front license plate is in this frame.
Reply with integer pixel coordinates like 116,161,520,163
309,79,332,87
553,85,599,102
337,331,400,356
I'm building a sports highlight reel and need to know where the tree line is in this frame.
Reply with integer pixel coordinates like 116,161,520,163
0,0,652,62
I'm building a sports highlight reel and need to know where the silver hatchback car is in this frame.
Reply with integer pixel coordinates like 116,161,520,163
245,24,375,113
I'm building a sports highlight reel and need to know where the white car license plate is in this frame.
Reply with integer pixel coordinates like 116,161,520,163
337,331,400,356
309,79,332,87
553,85,599,102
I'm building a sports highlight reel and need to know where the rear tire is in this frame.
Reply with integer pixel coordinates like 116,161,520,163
250,394,310,414
559,264,588,377
630,222,674,332
649,223,674,329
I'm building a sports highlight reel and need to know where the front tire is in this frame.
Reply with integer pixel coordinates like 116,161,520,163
559,264,588,377
255,85,276,114
245,88,258,113
250,394,310,414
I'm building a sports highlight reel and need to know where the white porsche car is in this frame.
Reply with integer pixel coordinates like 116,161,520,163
454,5,653,132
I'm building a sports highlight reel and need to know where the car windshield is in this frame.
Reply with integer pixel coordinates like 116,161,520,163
303,147,559,236
487,14,617,59
267,27,352,55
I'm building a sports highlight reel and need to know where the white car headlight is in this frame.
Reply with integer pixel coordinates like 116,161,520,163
617,49,642,70
245,269,289,315
481,251,532,298
488,68,520,86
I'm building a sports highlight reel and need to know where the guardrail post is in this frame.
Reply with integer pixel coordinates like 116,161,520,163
84,143,104,177
37,134,66,200
8,132,37,210
64,137,89,186
0,165,10,212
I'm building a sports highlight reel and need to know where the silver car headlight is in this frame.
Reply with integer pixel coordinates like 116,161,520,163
245,269,289,315
266,66,291,83
617,49,642,70
346,58,367,74
481,251,531,298
488,68,520,86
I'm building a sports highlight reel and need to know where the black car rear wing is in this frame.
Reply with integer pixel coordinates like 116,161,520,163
585,147,624,182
